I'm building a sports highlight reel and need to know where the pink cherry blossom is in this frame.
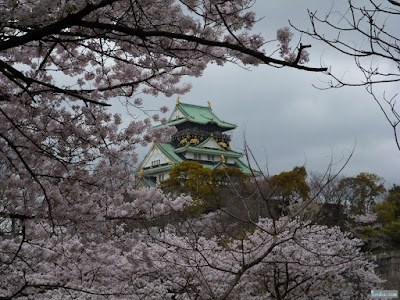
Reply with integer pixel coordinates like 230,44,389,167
0,0,373,298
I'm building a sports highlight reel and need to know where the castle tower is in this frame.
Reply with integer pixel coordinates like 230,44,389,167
136,100,254,188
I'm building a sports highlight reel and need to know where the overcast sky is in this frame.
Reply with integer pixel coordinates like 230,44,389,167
126,0,400,186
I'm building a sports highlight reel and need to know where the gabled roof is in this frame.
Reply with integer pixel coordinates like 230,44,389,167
137,142,182,171
157,102,236,129
197,137,224,150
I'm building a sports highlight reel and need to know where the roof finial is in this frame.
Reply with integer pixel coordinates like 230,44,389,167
176,96,180,105
207,101,212,110
221,155,225,164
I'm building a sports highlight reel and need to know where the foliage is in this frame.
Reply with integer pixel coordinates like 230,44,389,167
270,166,310,202
374,184,400,249
162,161,249,214
382,184,400,220
162,161,213,200
338,184,400,252
338,173,386,215
299,171,398,252
211,166,249,189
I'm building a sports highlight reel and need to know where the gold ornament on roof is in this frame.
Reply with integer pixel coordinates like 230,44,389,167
208,101,212,109
190,138,199,145
138,168,144,178
176,96,180,105
179,138,188,146
221,155,225,164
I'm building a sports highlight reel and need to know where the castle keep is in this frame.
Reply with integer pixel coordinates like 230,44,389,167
136,100,253,187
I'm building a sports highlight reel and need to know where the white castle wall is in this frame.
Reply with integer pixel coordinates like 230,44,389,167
142,147,170,168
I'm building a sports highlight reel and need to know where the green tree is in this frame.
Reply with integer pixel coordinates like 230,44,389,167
162,161,213,201
347,184,400,252
162,162,249,214
211,167,248,190
383,184,400,220
374,184,400,249
270,166,310,202
338,173,386,215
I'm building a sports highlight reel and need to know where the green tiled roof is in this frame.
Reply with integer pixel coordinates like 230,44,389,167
157,102,236,129
174,146,243,158
196,159,259,175
211,161,223,170
234,158,262,176
143,164,175,175
159,118,186,127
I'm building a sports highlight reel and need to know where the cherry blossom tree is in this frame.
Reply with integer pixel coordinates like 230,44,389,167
0,0,382,298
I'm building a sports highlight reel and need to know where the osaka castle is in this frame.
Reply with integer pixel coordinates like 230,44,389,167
136,99,254,188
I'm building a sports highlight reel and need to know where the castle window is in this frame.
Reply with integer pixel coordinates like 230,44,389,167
194,153,202,160
207,154,214,161
158,174,165,182
151,159,160,166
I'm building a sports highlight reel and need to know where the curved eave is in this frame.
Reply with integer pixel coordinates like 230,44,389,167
142,164,175,175
154,118,236,130
154,118,187,128
234,158,262,176
174,146,243,158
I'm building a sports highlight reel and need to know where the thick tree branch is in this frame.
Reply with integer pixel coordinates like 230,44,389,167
77,21,328,72
0,0,118,52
